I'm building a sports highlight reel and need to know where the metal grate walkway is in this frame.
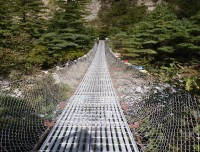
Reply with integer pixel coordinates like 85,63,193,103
39,40,139,152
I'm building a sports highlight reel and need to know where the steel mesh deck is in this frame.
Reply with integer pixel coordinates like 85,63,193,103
39,41,139,152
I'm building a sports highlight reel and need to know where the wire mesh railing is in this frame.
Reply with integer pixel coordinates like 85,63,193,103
0,44,97,152
39,40,139,152
0,40,199,152
105,42,200,152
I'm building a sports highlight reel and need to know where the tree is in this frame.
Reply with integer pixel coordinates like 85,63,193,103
0,0,13,49
0,0,48,77
38,0,94,65
165,0,200,18
13,0,47,38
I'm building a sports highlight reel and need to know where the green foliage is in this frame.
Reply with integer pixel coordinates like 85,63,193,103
38,0,94,66
0,95,41,126
0,0,47,77
185,77,200,94
102,2,200,95
157,46,175,53
0,77,70,150
194,125,200,136
191,11,200,24
194,145,200,152
98,0,146,35
165,0,200,18
12,0,47,38
0,0,94,78
27,44,51,68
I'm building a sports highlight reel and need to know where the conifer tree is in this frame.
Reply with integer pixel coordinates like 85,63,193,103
0,0,13,48
0,1,11,76
39,0,93,64
13,0,47,37
0,0,48,77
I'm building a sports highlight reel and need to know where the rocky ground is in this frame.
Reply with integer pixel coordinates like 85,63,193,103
107,52,199,151
136,0,163,11
85,0,101,21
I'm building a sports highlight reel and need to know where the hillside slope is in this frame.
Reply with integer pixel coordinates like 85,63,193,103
97,0,200,96
0,0,95,79
85,0,101,21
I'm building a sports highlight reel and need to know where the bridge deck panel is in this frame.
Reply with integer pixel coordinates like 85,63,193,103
39,41,138,152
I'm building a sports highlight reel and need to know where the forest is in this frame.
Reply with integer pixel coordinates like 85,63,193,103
0,0,95,79
97,0,200,96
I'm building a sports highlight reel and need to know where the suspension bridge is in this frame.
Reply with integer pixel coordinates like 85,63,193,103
39,40,138,151
0,41,199,152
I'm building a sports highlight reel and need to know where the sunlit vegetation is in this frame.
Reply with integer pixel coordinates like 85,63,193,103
98,0,200,96
0,0,95,78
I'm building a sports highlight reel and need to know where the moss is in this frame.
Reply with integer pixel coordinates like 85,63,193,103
194,125,200,135
194,144,200,152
